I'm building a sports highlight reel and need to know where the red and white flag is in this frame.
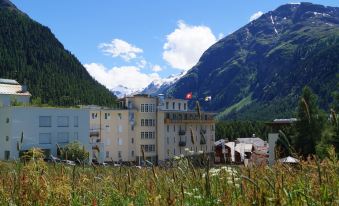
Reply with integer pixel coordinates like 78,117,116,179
185,92,192,100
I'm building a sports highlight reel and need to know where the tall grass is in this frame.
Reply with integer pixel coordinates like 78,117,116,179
0,148,338,205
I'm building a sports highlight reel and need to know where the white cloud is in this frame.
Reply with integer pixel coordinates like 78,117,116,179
84,63,160,91
250,11,263,22
218,33,224,40
163,20,217,70
137,59,147,68
98,39,143,61
151,65,163,72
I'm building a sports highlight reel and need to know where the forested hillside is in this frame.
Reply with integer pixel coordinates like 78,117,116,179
0,0,116,106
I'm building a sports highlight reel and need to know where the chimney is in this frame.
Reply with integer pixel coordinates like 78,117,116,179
21,79,28,93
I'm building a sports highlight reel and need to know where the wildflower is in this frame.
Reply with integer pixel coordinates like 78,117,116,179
189,151,195,155
198,150,204,154
173,156,180,160
180,154,184,158
184,148,190,152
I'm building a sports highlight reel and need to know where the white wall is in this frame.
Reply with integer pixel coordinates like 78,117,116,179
0,107,91,161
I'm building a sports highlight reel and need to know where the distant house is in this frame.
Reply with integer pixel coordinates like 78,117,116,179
0,78,31,107
236,137,267,148
214,139,233,164
234,143,253,163
214,136,269,165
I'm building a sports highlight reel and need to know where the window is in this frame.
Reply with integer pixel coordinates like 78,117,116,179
104,113,110,120
172,102,175,110
178,103,181,110
39,116,51,127
5,118,9,123
145,132,149,139
39,133,51,144
105,138,111,146
118,113,122,120
117,138,123,145
145,104,149,112
141,119,144,126
174,137,176,143
131,150,134,157
74,116,79,127
141,132,145,139
131,138,134,144
57,132,69,144
184,103,187,110
106,151,110,158
141,104,144,112
74,132,78,140
145,119,149,126
152,119,156,126
142,144,156,152
57,116,69,127
118,125,123,133
91,113,98,119
4,151,10,160
118,151,122,158
166,102,169,109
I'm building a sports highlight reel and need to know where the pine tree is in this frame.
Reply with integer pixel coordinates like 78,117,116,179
294,86,325,156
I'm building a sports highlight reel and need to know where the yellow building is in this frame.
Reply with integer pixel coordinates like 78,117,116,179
89,94,215,165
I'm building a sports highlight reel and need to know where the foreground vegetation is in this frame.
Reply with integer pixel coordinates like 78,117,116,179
0,148,338,206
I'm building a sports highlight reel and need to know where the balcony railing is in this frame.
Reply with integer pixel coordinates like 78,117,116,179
179,141,186,147
90,131,100,137
178,130,186,135
164,118,214,124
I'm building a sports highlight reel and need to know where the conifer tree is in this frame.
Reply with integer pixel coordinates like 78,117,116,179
294,86,325,156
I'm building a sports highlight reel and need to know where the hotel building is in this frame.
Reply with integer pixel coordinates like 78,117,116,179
90,94,215,165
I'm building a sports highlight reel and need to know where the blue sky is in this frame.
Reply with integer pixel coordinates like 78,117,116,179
11,0,339,92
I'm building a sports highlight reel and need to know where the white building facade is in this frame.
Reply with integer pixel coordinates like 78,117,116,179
0,106,91,161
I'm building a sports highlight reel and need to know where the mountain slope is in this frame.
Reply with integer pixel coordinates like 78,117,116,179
163,2,339,120
0,0,116,106
142,71,186,96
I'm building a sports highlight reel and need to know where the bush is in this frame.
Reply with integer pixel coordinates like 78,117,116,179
60,141,89,162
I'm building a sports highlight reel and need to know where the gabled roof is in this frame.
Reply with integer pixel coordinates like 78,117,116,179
237,137,266,147
235,143,253,153
0,79,31,96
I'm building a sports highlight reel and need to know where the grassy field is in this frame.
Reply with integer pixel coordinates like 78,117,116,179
0,149,338,206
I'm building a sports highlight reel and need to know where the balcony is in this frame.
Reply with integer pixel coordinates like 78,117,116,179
90,131,100,137
178,130,186,136
164,118,215,124
179,141,186,147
